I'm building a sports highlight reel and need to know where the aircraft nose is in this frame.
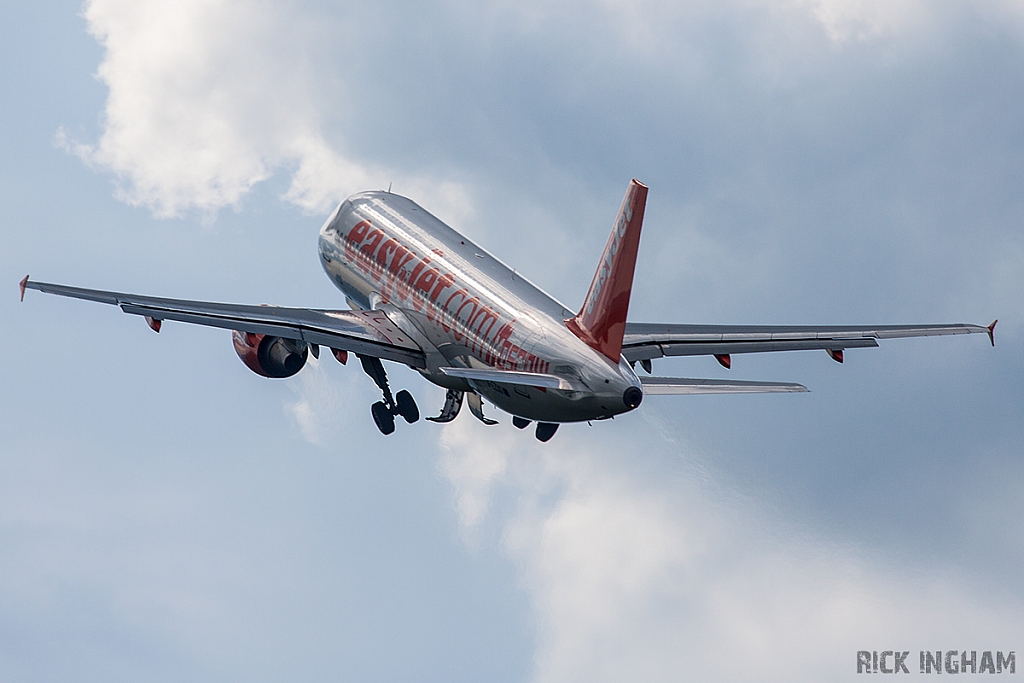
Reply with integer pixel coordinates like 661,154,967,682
623,386,643,409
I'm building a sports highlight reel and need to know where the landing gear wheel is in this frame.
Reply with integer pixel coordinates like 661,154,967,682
371,401,396,435
512,416,531,430
535,422,558,442
395,389,419,424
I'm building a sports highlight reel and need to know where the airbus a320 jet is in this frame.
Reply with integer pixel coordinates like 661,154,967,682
20,180,996,442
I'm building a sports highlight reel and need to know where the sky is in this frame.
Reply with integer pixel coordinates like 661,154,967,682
2,0,1023,681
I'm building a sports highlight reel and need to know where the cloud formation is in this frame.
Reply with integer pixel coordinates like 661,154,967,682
70,0,1024,255
71,0,472,218
31,0,1024,679
441,417,1023,683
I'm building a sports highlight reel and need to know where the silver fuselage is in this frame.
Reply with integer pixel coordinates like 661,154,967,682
318,191,641,422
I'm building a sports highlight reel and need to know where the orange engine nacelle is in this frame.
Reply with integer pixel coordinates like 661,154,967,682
232,331,309,378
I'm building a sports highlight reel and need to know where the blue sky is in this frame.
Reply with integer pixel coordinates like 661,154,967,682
3,1,1023,681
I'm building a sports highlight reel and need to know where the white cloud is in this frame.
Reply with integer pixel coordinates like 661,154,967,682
285,354,364,447
73,0,467,218
70,0,1024,223
440,417,1023,682
795,0,931,43
802,0,1024,45
57,1,1024,677
439,421,512,531
475,0,1024,61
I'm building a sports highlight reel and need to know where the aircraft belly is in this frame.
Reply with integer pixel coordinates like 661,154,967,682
475,382,627,423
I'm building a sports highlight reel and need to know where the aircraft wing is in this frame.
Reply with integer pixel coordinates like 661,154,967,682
20,278,426,368
621,321,995,363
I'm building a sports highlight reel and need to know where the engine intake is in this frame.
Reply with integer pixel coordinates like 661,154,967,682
232,331,309,378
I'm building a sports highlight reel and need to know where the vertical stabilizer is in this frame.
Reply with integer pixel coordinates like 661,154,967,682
566,179,648,362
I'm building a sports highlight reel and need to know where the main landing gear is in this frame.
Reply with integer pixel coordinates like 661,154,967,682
359,355,419,435
357,357,558,441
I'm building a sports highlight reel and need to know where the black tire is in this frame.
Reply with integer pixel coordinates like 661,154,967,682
395,389,419,424
512,416,531,430
535,422,559,442
371,401,396,435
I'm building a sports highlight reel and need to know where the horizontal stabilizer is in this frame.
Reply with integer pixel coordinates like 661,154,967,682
641,377,808,395
440,367,576,390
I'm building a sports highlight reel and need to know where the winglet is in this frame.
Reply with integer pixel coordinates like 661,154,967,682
987,319,997,347
19,275,28,302
566,179,648,362
144,316,162,333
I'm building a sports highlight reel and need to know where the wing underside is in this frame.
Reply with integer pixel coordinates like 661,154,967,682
22,279,426,368
621,322,994,362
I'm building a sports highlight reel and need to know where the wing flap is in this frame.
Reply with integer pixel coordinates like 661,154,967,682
641,376,808,394
24,279,426,368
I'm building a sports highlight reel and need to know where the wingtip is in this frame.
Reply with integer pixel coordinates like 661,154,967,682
987,319,997,347
18,275,28,302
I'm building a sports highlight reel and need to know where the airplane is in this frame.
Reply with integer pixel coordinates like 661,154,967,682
20,180,996,442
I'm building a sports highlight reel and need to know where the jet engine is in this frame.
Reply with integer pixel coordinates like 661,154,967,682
232,330,309,378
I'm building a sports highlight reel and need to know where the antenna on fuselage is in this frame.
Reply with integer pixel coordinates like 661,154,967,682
387,182,392,193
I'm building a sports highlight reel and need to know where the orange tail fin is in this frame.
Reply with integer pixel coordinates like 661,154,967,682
566,179,648,362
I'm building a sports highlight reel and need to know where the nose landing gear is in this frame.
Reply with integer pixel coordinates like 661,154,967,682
360,355,419,435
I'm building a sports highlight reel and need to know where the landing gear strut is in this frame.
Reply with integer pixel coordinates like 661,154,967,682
359,355,419,434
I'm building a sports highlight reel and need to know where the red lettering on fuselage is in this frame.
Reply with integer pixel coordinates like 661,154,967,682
338,217,550,373
360,229,385,260
349,220,371,245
